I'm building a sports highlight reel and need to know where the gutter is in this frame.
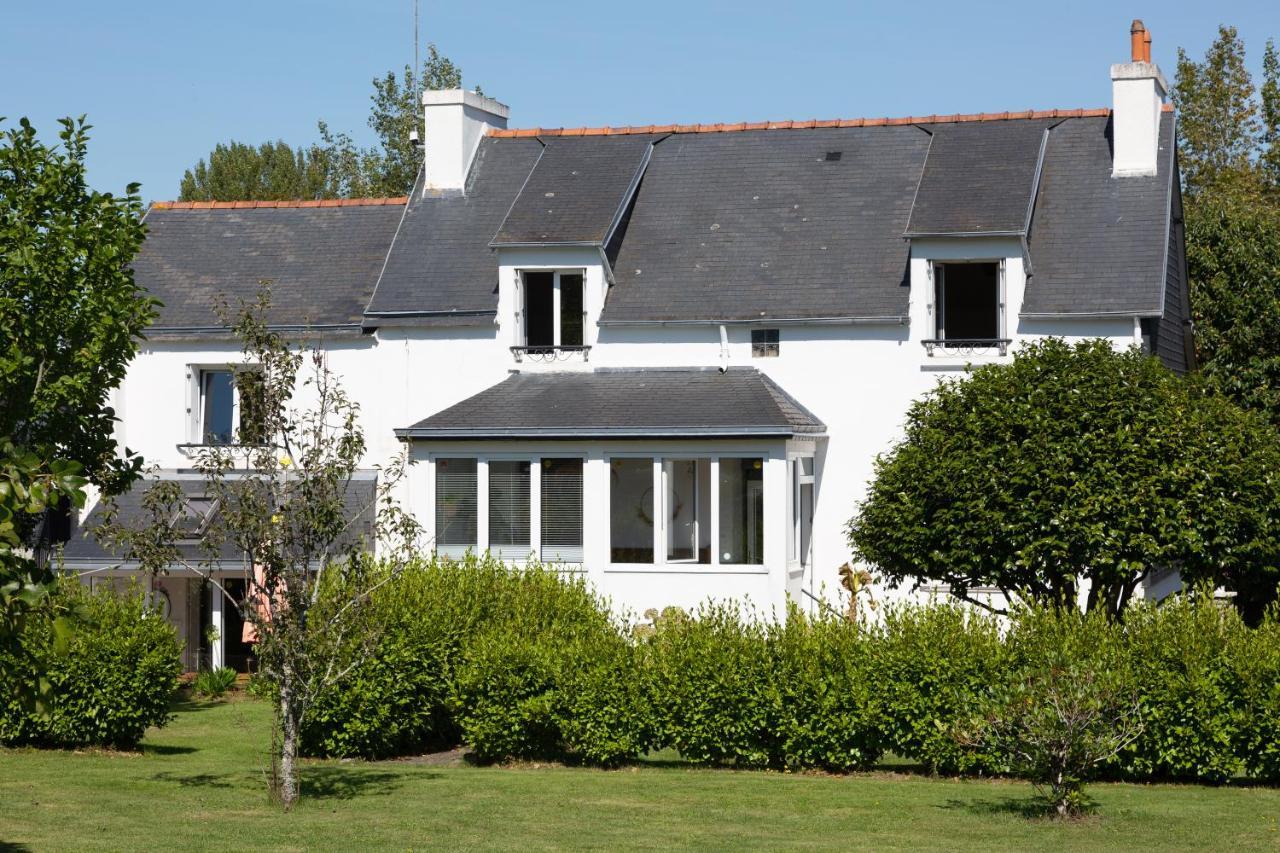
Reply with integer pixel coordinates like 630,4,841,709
395,426,825,440
597,315,909,328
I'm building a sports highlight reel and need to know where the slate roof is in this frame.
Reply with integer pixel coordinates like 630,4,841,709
491,135,658,246
62,473,378,565
396,367,825,439
1023,112,1174,315
904,119,1052,236
136,202,404,332
363,137,543,322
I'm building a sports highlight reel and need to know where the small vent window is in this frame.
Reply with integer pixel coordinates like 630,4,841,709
824,151,843,161
751,329,780,357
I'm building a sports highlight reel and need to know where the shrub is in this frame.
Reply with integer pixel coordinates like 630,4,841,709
868,602,1004,774
643,603,775,767
0,579,182,748
1118,593,1243,783
192,667,238,699
1229,610,1280,782
963,605,1141,818
767,607,882,771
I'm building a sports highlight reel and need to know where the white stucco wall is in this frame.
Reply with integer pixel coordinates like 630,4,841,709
103,237,1143,619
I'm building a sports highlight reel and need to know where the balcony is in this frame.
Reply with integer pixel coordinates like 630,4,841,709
510,345,592,364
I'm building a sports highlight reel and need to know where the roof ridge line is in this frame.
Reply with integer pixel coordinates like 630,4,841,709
488,105,1173,139
150,197,409,210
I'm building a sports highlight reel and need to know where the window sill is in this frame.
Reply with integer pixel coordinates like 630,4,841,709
604,563,769,575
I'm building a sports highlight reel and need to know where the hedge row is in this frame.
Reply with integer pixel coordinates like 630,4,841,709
303,556,1280,783
0,579,182,748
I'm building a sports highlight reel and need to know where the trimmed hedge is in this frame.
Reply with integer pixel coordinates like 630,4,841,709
302,559,1280,784
0,579,182,748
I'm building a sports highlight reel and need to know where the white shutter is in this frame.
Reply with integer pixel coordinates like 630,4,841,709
540,458,583,563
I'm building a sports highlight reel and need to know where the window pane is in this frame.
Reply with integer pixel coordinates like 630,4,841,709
489,460,531,558
665,459,710,564
560,273,584,347
235,370,267,444
435,458,477,558
523,272,554,349
719,458,764,565
201,370,235,445
799,481,813,567
610,458,653,563
939,263,999,340
541,458,583,563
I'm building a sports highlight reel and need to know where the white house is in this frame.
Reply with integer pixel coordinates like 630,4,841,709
63,21,1192,670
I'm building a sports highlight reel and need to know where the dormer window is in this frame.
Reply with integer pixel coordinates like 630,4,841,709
924,261,1010,356
514,270,587,361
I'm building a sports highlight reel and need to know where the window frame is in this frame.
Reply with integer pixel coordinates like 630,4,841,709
930,259,1006,343
186,364,263,447
605,452,770,573
751,328,780,358
515,268,588,350
429,452,587,567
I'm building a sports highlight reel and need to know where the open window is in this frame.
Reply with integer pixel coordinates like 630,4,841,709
515,270,587,360
193,367,266,445
664,459,711,564
791,457,814,567
925,261,1009,356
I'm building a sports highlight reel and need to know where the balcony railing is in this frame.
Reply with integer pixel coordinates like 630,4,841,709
510,345,592,363
921,338,1012,357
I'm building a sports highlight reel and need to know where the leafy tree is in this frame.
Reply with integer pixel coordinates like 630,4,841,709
179,44,477,201
1,117,155,503
178,140,343,202
847,339,1280,622
104,287,420,809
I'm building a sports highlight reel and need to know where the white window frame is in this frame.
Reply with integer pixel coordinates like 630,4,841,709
429,452,586,566
930,259,1006,341
605,452,770,573
515,268,587,348
186,365,251,446
788,455,815,568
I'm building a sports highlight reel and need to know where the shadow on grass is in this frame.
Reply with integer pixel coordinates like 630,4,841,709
940,796,1054,819
302,767,439,801
0,841,34,852
142,744,198,756
151,771,238,789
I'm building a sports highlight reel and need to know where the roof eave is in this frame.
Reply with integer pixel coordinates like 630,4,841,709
596,315,909,327
395,427,823,440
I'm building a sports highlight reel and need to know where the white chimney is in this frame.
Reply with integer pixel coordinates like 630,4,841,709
421,89,510,193
1111,19,1167,177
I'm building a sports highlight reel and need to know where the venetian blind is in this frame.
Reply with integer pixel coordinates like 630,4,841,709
541,458,584,563
488,460,531,555
435,458,477,552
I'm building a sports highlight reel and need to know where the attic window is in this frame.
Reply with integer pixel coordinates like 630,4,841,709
823,151,842,162
924,261,1010,356
751,329,780,357
516,270,587,361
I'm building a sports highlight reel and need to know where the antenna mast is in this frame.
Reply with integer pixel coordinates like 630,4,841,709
413,0,419,78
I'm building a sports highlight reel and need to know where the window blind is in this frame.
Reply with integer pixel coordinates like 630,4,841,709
489,460,531,558
435,458,477,557
541,458,583,563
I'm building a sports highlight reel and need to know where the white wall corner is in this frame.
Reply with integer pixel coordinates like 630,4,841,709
1111,62,1167,178
422,89,511,193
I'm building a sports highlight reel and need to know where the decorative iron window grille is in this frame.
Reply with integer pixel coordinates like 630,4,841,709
921,338,1012,357
510,345,591,363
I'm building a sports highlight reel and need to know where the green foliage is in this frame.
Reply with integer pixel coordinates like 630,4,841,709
963,606,1141,818
869,602,1004,774
1118,593,1243,783
1228,611,1280,782
847,338,1280,621
192,667,239,699
179,45,475,201
0,579,181,748
0,117,153,500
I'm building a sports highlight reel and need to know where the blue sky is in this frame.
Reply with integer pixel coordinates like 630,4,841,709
2,1,1275,202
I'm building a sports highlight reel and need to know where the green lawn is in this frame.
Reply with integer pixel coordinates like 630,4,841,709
1,698,1278,851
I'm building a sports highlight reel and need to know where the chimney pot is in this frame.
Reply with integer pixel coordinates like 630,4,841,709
1130,19,1146,62
1143,30,1153,63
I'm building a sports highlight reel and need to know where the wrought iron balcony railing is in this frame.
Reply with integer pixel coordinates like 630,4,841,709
921,338,1012,357
510,345,592,363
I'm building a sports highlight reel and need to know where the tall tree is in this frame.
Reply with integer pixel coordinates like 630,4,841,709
1174,26,1280,436
847,339,1280,623
179,44,476,201
1,116,155,501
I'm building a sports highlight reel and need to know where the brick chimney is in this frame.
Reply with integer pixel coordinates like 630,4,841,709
1111,19,1168,177
422,89,510,193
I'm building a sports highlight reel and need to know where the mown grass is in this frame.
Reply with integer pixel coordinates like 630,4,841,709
1,696,1278,851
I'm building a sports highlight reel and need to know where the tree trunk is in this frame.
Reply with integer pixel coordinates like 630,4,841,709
278,676,300,810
